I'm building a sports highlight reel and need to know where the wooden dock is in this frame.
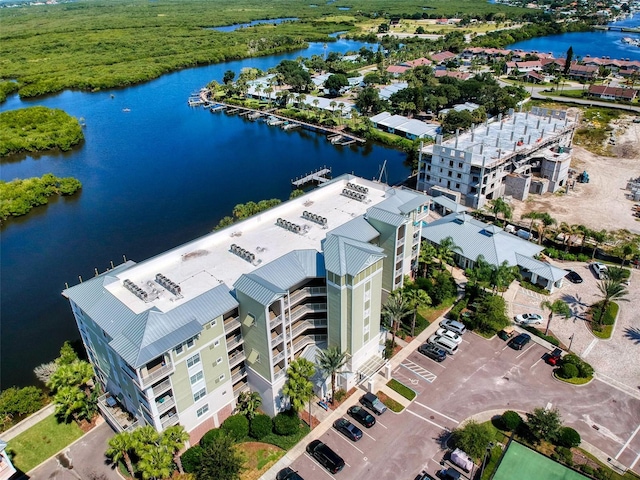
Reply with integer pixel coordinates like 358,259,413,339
291,167,332,188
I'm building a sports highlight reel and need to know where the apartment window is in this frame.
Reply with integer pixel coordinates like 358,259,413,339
186,353,201,369
457,173,462,179
197,404,209,418
427,165,431,172
456,183,461,189
458,162,463,168
449,160,454,167
190,370,204,385
193,387,206,402
426,175,431,181
186,337,195,349
218,374,225,382
217,357,223,365
174,344,183,355
448,170,452,177
214,339,220,348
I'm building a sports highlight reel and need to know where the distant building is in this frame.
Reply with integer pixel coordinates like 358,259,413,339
417,107,577,209
0,440,16,480
370,112,440,140
430,51,457,64
588,85,637,101
63,176,429,443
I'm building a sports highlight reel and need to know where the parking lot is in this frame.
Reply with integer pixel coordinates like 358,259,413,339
283,329,640,479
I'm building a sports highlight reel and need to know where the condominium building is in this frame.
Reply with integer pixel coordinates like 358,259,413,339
63,175,428,442
417,107,577,209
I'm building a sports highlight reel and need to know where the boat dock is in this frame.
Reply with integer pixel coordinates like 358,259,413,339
327,134,356,146
291,167,332,188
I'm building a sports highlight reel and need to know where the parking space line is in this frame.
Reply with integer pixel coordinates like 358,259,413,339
333,431,364,454
616,424,640,459
516,344,534,359
362,430,376,441
376,419,388,429
502,344,511,351
414,401,459,424
629,449,640,471
304,453,336,479
531,358,543,369
407,409,450,431
400,359,437,383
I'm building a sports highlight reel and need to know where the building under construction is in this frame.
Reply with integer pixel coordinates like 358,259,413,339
416,106,578,208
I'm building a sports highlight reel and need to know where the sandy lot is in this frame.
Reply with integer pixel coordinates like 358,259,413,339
511,115,640,235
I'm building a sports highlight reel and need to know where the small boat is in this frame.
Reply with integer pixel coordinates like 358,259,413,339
122,108,131,112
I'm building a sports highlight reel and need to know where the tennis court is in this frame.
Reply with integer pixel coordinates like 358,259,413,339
493,441,588,480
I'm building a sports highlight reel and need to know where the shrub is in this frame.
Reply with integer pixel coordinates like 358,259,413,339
0,386,44,417
522,325,560,346
557,427,581,448
273,410,300,436
501,410,522,432
577,254,590,263
181,445,203,473
249,414,272,440
559,363,579,379
562,354,593,378
221,414,249,442
448,298,468,321
580,464,594,475
334,389,347,403
555,446,574,466
199,428,225,448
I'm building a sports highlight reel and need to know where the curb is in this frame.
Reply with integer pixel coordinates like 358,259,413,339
1,403,56,441
551,371,593,387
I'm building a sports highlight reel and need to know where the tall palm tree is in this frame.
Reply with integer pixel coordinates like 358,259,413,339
236,391,262,420
558,222,580,251
419,241,437,277
522,211,542,234
161,425,190,474
136,443,173,480
133,425,161,458
382,293,411,349
540,299,572,336
316,347,349,402
538,213,557,245
106,431,136,477
437,236,463,273
595,279,629,325
490,197,512,222
282,358,315,412
403,288,432,337
490,261,519,296
576,225,591,253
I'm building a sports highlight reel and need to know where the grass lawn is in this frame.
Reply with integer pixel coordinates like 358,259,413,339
238,442,285,480
387,379,416,401
376,391,404,413
8,415,83,472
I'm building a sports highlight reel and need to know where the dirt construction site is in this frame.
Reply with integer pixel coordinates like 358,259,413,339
511,114,640,235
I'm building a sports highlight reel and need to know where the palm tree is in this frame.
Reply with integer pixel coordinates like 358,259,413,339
236,391,262,420
282,358,315,412
316,347,349,402
558,222,580,251
106,431,136,477
382,293,411,349
136,443,173,480
540,299,572,336
54,385,88,423
490,261,519,295
161,425,190,474
595,279,629,326
404,288,432,336
522,211,542,234
537,213,557,245
133,425,161,458
576,225,591,253
437,236,463,273
419,241,437,277
490,197,512,222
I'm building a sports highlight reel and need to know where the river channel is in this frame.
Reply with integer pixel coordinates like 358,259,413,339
0,38,411,389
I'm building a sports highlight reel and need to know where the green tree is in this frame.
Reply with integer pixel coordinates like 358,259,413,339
540,299,572,336
451,420,493,461
282,358,315,412
161,425,190,474
137,444,173,480
564,46,574,76
196,433,244,480
47,360,93,392
522,211,542,234
58,341,79,365
526,407,562,443
489,261,519,295
382,293,411,349
236,391,262,420
54,385,88,422
289,189,304,199
324,74,349,97
595,279,629,325
474,294,509,334
316,346,349,402
222,70,235,85
437,236,462,272
0,386,44,418
419,241,438,277
403,287,432,337
106,431,136,477
489,197,512,222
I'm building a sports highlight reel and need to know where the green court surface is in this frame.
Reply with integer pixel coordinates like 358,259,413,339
493,441,588,480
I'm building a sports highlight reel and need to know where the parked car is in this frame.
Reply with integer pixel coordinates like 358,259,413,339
418,343,447,362
428,334,459,355
514,313,543,325
348,405,376,427
306,440,345,474
415,472,437,480
509,333,532,350
564,269,583,284
438,468,461,480
360,392,387,415
333,418,363,441
591,262,608,279
439,319,466,335
276,467,304,480
546,348,563,366
498,328,514,341
435,328,463,344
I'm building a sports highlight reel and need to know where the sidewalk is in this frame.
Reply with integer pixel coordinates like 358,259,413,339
1,404,55,441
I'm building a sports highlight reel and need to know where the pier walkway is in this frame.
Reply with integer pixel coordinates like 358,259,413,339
291,167,332,188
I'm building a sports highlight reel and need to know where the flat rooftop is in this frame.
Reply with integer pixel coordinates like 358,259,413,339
422,107,576,167
105,176,391,314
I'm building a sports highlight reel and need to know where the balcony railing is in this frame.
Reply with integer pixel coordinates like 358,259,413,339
273,369,286,381
272,350,285,363
288,286,327,306
97,393,137,432
233,382,249,398
160,413,179,429
151,379,172,398
292,334,327,352
290,303,327,322
231,367,247,384
396,253,404,264
271,333,284,346
226,335,244,350
228,351,246,368
223,315,241,333
270,313,281,330
140,361,174,388
291,318,328,339
155,396,175,415
397,236,405,247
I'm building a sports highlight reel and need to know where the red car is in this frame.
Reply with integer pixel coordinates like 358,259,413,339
547,348,563,366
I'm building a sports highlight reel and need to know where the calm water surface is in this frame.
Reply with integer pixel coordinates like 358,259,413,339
0,39,403,389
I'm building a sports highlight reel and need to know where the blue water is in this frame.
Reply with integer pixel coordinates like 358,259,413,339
508,14,640,61
0,39,407,389
210,17,298,32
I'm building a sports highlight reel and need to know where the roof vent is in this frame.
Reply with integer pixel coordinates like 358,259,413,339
123,279,149,302
302,210,328,227
276,218,303,234
229,244,256,263
155,273,182,296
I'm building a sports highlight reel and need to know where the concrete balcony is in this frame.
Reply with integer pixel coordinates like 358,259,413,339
272,349,285,364
226,334,244,351
290,303,327,322
273,369,286,382
397,236,405,247
97,393,137,433
228,350,246,368
292,334,327,353
291,318,328,339
271,332,284,346
151,379,172,398
396,253,404,264
233,381,249,398
155,395,176,415
160,412,179,429
288,286,327,306
224,315,241,333
140,360,174,388
269,312,281,330
231,366,247,384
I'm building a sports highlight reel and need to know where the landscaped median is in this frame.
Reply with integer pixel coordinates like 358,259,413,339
377,379,417,413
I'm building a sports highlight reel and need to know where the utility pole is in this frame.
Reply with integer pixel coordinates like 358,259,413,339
568,333,575,353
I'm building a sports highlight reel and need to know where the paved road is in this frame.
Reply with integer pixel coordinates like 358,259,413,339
28,421,120,480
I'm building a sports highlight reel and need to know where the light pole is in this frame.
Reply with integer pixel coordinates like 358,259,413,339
568,333,575,353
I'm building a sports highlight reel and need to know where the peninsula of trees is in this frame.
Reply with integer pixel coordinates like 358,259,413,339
0,106,84,157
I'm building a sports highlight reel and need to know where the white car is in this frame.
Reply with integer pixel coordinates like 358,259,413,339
514,313,543,325
435,328,463,344
591,262,608,279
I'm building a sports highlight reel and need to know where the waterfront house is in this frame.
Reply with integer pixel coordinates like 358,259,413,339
63,176,429,443
430,51,457,65
587,85,637,101
370,112,440,140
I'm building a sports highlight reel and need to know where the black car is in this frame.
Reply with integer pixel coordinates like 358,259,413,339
333,418,363,441
306,440,345,474
564,269,583,284
509,333,532,350
418,343,447,362
347,405,376,428
276,467,304,480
